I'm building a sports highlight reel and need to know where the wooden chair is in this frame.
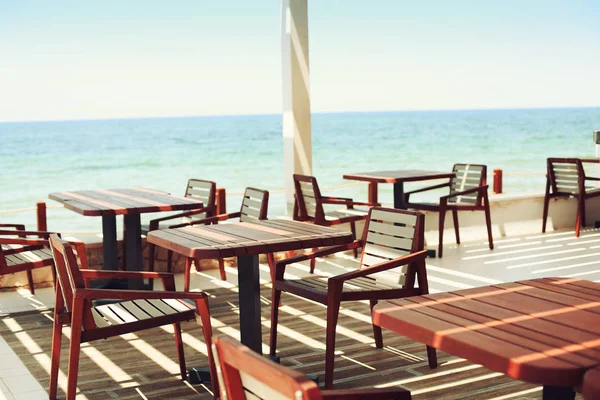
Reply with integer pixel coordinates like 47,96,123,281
583,366,600,400
213,336,411,400
147,179,217,273
0,225,55,294
404,163,493,258
170,187,273,287
542,158,600,237
48,234,217,400
270,207,437,388
293,174,378,272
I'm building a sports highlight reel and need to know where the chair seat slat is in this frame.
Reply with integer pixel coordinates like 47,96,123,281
133,299,164,317
147,299,178,315
119,301,152,320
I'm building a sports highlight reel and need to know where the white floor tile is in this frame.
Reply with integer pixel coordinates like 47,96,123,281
3,374,43,395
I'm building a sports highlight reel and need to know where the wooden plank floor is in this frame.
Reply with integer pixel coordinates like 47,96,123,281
0,283,581,400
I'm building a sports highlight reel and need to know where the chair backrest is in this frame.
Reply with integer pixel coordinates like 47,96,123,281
449,163,487,205
546,158,584,195
184,179,217,222
359,208,424,287
239,187,269,223
49,234,96,330
212,336,322,400
292,175,324,222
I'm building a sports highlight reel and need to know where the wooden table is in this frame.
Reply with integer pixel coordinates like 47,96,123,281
372,278,600,400
146,219,353,354
343,170,455,209
49,188,204,289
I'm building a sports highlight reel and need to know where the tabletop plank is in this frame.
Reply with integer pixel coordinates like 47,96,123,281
373,279,600,387
343,170,455,184
49,188,205,216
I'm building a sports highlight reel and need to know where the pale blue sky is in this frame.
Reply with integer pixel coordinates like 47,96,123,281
1,0,599,122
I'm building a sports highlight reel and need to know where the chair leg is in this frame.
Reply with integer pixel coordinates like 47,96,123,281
269,287,282,357
542,193,550,233
438,206,447,258
324,297,341,389
66,303,84,400
309,248,317,274
483,191,494,250
350,222,358,259
452,209,460,244
581,197,587,231
148,243,156,272
218,258,226,281
575,197,584,237
426,345,438,369
167,250,173,273
184,257,192,292
173,323,187,380
370,300,383,349
49,315,63,399
195,295,218,396
26,269,35,294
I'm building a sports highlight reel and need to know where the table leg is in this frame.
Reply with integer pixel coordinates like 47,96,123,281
542,385,575,400
123,214,145,290
237,254,263,354
102,216,118,270
393,182,406,209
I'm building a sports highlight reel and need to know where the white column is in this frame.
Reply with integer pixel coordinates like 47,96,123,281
281,0,312,213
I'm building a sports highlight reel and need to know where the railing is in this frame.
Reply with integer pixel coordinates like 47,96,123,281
0,201,52,231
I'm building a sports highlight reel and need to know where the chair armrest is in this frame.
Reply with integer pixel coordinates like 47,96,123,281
404,182,451,197
275,241,362,269
74,288,209,301
0,229,54,238
585,176,600,181
0,224,26,230
321,388,411,400
440,185,488,200
321,196,353,201
79,269,176,290
169,212,241,228
0,238,49,247
148,205,213,230
331,250,427,283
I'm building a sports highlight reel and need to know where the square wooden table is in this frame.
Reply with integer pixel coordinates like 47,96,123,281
49,188,204,289
146,218,354,354
372,278,600,400
343,170,455,209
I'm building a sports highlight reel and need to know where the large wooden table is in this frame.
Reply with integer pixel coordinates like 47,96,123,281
49,188,204,289
373,278,600,400
343,170,455,209
146,219,353,354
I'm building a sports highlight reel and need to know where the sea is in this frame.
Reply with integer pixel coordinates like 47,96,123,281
1,107,599,234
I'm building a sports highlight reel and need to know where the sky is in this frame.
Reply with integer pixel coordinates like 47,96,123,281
0,0,599,122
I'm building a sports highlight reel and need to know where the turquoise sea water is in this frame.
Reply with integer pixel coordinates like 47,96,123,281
1,108,599,233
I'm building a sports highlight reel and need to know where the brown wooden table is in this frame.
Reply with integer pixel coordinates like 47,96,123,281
49,188,204,289
373,277,600,400
147,218,354,354
343,170,455,209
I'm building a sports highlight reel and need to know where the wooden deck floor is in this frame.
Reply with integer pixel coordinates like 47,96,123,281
1,282,573,400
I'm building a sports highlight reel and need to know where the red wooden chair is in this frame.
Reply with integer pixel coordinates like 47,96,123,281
542,158,600,237
270,207,437,388
404,163,493,258
293,174,378,272
213,336,411,400
0,225,55,294
48,234,217,400
147,178,217,273
170,187,273,287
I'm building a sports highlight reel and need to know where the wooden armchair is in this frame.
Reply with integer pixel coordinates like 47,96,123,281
147,178,216,273
0,225,55,293
404,163,493,258
293,174,378,272
213,336,411,400
270,207,437,388
542,158,600,237
169,187,273,287
48,234,217,400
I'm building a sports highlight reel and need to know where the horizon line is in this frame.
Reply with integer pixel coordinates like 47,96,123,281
1,104,599,124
